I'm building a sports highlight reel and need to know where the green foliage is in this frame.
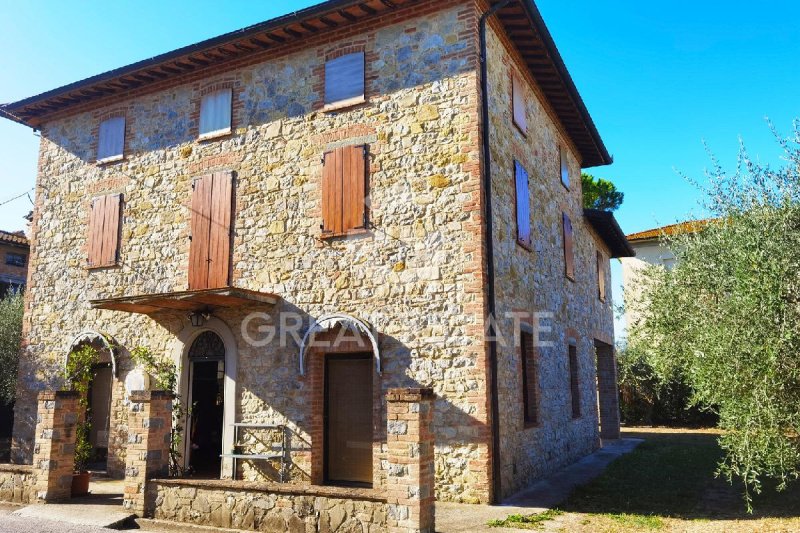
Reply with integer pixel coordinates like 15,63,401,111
74,420,92,472
0,290,23,405
488,509,563,529
130,345,184,476
582,172,624,211
628,120,800,508
65,343,99,472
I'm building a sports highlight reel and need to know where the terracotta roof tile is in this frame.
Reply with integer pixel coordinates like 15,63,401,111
626,218,717,242
0,230,29,247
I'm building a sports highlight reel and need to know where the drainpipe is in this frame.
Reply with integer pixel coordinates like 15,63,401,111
479,0,514,504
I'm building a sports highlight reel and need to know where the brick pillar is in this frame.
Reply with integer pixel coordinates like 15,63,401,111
386,388,435,533
123,390,173,517
32,390,80,502
596,343,621,440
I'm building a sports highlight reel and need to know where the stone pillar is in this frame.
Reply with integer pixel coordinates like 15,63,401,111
386,388,435,533
123,390,173,517
596,342,621,440
32,390,80,502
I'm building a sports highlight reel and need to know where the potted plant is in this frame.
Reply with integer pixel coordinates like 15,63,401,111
65,344,98,496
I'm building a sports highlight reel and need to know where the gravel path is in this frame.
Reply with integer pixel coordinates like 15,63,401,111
0,507,118,533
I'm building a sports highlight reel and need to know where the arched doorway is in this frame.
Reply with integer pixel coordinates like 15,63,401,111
186,331,226,477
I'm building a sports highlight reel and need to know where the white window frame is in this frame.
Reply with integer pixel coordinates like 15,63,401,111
199,88,233,140
97,116,125,163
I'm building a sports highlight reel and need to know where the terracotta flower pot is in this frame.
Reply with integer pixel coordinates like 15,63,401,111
71,471,91,496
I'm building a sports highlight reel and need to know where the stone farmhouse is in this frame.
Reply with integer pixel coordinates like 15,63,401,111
0,230,29,296
0,0,632,530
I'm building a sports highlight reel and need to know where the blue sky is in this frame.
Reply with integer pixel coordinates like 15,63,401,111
1,1,798,336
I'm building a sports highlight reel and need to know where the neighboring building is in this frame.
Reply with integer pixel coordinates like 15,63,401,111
620,219,714,331
0,0,632,507
0,230,29,295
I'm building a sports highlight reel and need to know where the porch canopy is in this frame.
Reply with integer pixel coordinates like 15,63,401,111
89,287,279,315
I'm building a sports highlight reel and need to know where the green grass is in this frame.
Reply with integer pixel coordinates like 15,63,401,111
487,509,564,529
605,512,664,529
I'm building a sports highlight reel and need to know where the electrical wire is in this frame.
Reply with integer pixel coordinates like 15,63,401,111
0,188,34,207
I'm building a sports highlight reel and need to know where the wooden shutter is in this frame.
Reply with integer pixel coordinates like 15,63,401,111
514,161,531,247
520,331,538,425
563,213,575,280
189,171,233,290
87,193,122,268
324,52,365,106
321,145,367,236
597,250,606,301
512,74,527,133
568,344,580,418
560,146,570,188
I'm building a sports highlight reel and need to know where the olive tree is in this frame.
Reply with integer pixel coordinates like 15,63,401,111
0,291,23,405
628,121,800,507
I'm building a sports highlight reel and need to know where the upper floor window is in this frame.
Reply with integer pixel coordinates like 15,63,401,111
87,193,123,269
560,146,570,189
97,116,125,162
512,73,527,134
563,212,575,280
199,88,232,138
514,161,531,248
324,52,365,109
321,144,368,236
597,250,606,302
5,253,26,267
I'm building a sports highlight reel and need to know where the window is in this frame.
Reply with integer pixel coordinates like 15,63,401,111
324,52,365,108
520,331,538,426
199,88,232,138
87,193,123,268
562,213,575,280
512,73,527,134
663,257,676,270
568,344,580,419
515,161,531,248
321,145,368,236
189,171,234,289
597,250,606,302
5,253,26,267
560,146,570,189
97,116,125,161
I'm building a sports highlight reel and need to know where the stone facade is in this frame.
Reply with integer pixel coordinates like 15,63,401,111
0,464,35,504
32,390,79,501
9,0,619,508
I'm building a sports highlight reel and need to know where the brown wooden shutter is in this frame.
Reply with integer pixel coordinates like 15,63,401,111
568,344,580,418
87,193,122,268
515,161,531,247
321,145,367,236
563,212,575,280
597,250,606,301
189,171,233,289
520,331,538,425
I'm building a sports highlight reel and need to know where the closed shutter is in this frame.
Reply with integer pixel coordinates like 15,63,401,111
512,74,527,133
189,171,233,289
563,213,575,280
520,331,538,425
597,250,606,301
321,145,367,236
87,193,122,268
514,161,531,246
324,52,365,106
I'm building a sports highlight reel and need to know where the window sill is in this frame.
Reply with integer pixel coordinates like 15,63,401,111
96,154,124,165
86,262,120,271
322,95,367,113
523,421,539,430
516,239,533,252
198,128,232,142
319,227,370,240
513,120,528,137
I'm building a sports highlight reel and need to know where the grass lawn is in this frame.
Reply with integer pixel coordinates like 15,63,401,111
490,428,800,532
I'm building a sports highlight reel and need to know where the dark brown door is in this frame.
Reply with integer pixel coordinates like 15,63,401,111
325,354,373,486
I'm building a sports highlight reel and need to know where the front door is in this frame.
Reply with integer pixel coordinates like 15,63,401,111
87,363,113,469
325,353,373,486
187,331,226,477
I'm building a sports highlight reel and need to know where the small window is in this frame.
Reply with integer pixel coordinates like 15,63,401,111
324,52,365,108
512,74,527,134
5,253,26,267
88,193,123,268
663,257,676,271
520,331,538,426
321,145,368,236
597,250,606,302
515,161,531,248
568,344,580,419
97,116,125,161
563,213,575,280
560,146,570,189
199,88,232,138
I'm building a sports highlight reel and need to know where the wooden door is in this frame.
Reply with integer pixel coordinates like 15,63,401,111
325,354,373,486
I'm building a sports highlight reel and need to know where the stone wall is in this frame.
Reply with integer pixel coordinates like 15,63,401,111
484,21,616,498
0,464,35,504
14,0,492,503
152,479,387,532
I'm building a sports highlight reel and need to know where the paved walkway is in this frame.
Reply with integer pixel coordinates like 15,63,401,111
436,438,643,532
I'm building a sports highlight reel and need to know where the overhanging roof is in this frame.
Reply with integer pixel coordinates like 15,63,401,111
0,0,609,167
90,287,278,315
626,218,718,243
583,209,634,258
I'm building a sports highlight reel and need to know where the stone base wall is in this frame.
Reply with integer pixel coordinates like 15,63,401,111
152,479,387,532
0,464,35,504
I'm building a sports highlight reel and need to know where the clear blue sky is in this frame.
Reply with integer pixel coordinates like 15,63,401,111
1,1,798,336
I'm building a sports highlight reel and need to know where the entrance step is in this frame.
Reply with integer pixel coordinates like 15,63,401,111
12,503,135,529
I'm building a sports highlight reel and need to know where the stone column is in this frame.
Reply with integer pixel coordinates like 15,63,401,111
386,387,435,533
123,390,173,517
32,390,80,502
596,343,621,440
